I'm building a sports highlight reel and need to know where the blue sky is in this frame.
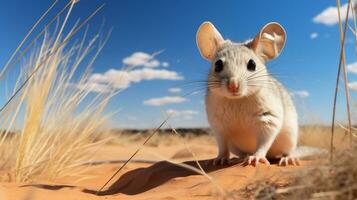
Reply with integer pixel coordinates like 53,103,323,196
0,0,356,128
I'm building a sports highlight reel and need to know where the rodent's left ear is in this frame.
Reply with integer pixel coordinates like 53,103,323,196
251,22,286,61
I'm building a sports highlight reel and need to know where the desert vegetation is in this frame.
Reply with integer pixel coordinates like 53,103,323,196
0,0,116,183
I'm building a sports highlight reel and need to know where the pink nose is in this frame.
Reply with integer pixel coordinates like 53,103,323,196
228,82,238,93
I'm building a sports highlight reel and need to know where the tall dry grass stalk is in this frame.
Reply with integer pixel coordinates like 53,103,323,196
331,0,353,160
0,2,116,182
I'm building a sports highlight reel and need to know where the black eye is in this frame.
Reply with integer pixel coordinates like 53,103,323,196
247,59,256,71
214,59,224,73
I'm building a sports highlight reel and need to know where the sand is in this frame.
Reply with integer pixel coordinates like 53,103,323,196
0,135,306,200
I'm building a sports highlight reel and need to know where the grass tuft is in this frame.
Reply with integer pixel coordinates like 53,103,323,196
0,2,115,183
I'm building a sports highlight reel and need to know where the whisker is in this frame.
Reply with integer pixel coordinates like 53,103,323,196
247,69,266,80
249,66,269,74
176,80,221,85
182,88,209,97
172,82,220,89
247,82,276,86
247,79,277,83
247,73,286,81
247,84,276,90
248,78,277,82
248,84,276,89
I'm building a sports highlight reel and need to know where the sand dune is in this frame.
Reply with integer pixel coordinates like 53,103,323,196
0,136,308,200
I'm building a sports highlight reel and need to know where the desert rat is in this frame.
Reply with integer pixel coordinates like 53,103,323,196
196,21,299,166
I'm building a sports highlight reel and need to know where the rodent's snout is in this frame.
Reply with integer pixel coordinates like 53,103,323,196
214,77,247,98
227,78,239,94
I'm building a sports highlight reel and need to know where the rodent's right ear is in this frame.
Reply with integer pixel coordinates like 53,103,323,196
196,22,224,61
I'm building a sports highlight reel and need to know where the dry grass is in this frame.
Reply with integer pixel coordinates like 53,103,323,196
238,125,356,199
299,125,349,150
251,145,357,200
106,130,214,147
0,2,116,183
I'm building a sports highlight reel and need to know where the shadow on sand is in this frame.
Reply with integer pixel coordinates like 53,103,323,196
21,157,283,196
82,158,246,196
21,184,75,190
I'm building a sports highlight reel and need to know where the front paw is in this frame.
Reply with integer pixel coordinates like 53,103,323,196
247,155,270,166
207,155,230,166
278,156,300,166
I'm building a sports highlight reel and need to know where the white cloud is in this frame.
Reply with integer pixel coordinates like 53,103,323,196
347,61,357,74
123,52,160,68
348,81,357,91
85,68,183,93
129,68,183,81
143,96,187,106
166,109,198,120
313,3,353,26
144,60,160,68
81,51,182,93
168,87,182,93
162,62,169,67
310,32,318,39
122,52,170,68
89,70,131,89
291,90,310,98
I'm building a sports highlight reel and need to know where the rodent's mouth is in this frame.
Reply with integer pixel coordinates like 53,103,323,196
231,92,241,96
228,93,244,98
209,84,248,98
223,90,245,99
227,85,246,98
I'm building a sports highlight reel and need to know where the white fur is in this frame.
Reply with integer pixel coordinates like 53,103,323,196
197,22,299,164
206,76,298,159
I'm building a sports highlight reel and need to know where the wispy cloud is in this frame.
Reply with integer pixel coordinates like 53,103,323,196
291,90,310,98
143,96,187,106
347,61,357,74
123,52,161,68
166,109,198,120
84,68,183,93
81,51,182,93
313,3,353,26
348,81,357,91
310,32,318,39
168,87,182,93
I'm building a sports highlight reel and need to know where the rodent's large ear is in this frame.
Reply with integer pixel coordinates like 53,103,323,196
251,22,286,61
196,22,224,61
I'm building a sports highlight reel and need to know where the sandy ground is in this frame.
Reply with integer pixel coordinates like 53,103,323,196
0,135,308,200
